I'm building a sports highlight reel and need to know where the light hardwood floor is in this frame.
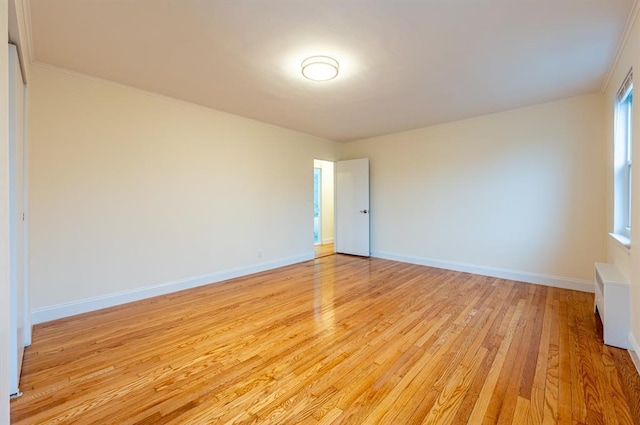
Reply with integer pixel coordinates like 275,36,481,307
314,243,335,259
10,255,640,424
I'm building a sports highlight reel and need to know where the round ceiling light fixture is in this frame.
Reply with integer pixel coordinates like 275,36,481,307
301,56,339,81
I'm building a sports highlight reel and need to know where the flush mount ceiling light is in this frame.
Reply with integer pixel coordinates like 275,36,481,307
301,56,339,81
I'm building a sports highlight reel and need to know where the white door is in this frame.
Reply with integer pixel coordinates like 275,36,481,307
335,158,370,256
9,44,26,396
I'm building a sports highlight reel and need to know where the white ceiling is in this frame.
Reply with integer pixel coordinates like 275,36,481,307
27,0,634,142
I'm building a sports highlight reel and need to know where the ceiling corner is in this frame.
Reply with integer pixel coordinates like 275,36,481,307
8,0,35,84
601,0,640,93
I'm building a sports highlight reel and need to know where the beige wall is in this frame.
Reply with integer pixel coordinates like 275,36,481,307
28,65,337,313
1,0,11,420
340,94,607,283
604,10,640,357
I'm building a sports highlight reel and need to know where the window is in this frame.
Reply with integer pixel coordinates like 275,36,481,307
614,69,633,240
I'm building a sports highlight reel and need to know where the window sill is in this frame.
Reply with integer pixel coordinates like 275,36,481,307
609,233,631,254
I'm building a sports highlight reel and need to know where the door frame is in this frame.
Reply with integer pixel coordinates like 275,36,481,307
8,43,29,396
313,159,336,250
314,166,322,245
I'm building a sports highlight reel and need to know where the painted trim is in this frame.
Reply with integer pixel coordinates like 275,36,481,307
609,232,631,254
21,83,30,346
629,332,640,377
371,251,594,293
1,26,12,425
31,253,313,324
322,237,334,245
22,0,35,64
601,0,640,92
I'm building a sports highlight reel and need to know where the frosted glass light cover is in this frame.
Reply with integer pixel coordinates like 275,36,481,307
301,56,339,81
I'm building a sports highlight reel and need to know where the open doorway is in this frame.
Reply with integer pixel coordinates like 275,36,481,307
314,166,322,245
313,159,335,258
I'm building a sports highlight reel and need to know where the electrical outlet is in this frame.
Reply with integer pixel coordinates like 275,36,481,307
257,250,264,259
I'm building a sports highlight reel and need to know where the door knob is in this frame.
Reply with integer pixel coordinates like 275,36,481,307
360,209,368,214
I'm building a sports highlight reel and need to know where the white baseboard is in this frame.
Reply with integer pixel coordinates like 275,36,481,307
32,250,596,324
371,251,594,293
322,237,334,245
32,253,314,324
629,332,640,376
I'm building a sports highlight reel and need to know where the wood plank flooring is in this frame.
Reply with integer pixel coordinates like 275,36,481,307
10,255,640,424
314,243,335,259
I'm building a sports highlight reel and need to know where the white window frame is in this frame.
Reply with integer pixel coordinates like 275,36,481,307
614,70,633,240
